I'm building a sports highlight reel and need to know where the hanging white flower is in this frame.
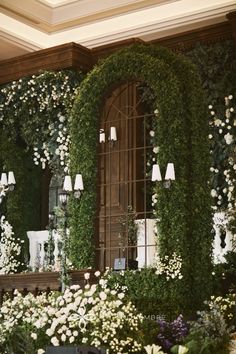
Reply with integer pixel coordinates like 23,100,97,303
211,189,217,198
224,132,233,145
153,146,159,154
149,130,155,137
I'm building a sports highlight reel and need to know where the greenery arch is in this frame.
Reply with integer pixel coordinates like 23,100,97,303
70,44,212,313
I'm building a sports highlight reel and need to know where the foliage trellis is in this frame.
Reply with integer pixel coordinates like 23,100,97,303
70,44,212,315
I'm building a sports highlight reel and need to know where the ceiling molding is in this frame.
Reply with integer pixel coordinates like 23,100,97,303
0,0,236,61
0,32,41,52
0,0,177,31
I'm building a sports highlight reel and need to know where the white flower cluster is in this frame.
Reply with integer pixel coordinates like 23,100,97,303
154,252,183,280
0,215,23,274
0,72,77,119
0,272,144,354
146,113,160,215
0,71,81,174
33,113,71,173
213,212,228,231
209,95,236,233
0,291,49,347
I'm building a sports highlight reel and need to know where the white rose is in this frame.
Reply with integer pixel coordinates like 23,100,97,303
211,189,217,198
224,133,233,145
99,292,107,301
84,272,90,280
214,119,221,126
51,337,59,346
61,334,66,342
46,328,54,337
94,270,100,277
149,130,155,137
31,333,37,340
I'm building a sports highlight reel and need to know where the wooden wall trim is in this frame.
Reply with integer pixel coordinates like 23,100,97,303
150,21,232,51
0,42,92,85
0,14,235,84
91,38,145,60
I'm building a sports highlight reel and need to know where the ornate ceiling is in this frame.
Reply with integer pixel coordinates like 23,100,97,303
0,0,236,60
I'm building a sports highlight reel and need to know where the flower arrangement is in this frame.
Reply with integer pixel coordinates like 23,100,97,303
0,273,144,354
207,294,236,327
0,215,23,274
156,315,189,352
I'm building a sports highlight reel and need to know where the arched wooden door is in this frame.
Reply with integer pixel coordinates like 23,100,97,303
97,82,154,269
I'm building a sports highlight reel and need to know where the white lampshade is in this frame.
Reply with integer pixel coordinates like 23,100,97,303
165,163,175,180
1,173,8,186
8,171,16,185
151,164,162,181
110,127,117,141
74,174,84,191
63,175,73,191
99,130,105,143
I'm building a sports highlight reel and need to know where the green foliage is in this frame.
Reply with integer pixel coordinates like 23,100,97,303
104,268,183,320
213,251,236,295
0,70,84,266
0,131,41,265
186,40,236,231
171,294,234,354
69,43,212,316
186,40,236,106
118,205,138,246
171,334,229,354
0,70,84,146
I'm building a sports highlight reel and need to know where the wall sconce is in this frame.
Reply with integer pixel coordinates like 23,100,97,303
108,126,117,147
99,129,105,143
60,174,84,207
0,171,16,203
151,163,175,188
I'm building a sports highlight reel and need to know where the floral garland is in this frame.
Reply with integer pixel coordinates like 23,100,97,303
0,70,83,173
0,215,23,274
209,94,236,240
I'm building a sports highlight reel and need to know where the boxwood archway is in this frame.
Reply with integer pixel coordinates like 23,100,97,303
69,44,212,314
